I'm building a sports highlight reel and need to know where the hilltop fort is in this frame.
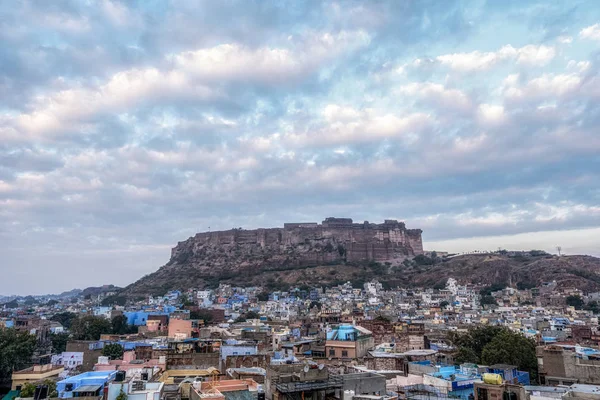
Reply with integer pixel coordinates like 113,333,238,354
171,217,423,264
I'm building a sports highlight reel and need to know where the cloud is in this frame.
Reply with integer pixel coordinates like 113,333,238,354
283,105,431,148
421,44,556,72
2,0,600,295
580,23,600,40
396,82,473,114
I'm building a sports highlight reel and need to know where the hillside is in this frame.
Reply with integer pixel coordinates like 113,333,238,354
122,239,600,297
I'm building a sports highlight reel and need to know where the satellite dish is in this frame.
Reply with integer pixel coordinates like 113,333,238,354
318,364,325,370
304,365,310,373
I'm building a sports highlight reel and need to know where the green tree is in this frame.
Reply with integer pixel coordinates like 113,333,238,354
0,329,36,383
111,315,136,335
70,315,112,340
440,301,450,308
116,386,128,400
584,301,600,314
180,295,195,307
235,311,261,322
256,292,270,301
20,379,58,398
480,295,497,306
46,299,59,307
189,310,214,323
448,326,538,381
49,311,78,329
50,332,70,353
102,343,124,360
566,295,584,309
101,295,126,307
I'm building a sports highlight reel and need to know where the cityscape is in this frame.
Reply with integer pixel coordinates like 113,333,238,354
2,2,600,400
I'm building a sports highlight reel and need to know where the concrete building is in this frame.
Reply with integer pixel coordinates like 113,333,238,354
538,345,600,385
56,370,117,398
326,325,374,359
474,381,528,400
107,375,164,400
11,364,65,391
189,378,259,400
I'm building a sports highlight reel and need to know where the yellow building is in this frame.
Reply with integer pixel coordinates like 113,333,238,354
11,364,65,390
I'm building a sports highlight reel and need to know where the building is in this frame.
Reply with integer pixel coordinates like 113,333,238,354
107,372,164,400
538,345,600,385
11,364,65,391
56,370,118,398
190,379,260,400
326,325,374,359
51,352,84,371
474,380,528,400
94,351,166,376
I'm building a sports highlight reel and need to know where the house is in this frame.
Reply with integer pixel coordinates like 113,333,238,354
94,351,166,376
190,378,260,400
106,371,164,400
11,364,65,391
325,325,374,359
56,370,118,398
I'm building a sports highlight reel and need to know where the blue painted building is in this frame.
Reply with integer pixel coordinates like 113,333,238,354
486,364,530,385
56,371,117,398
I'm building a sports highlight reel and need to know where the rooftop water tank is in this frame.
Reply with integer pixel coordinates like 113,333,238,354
482,373,503,385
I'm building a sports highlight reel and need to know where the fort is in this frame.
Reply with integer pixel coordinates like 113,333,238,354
171,217,423,265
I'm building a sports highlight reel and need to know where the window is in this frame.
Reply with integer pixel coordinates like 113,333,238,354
342,350,348,357
477,388,488,400
329,349,335,356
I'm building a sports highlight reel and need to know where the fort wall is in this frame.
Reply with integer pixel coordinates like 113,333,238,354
172,217,423,263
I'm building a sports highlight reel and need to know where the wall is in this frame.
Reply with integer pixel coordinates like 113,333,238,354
341,373,386,396
171,219,424,265
66,341,103,372
168,319,192,339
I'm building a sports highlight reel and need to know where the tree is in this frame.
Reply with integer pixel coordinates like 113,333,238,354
70,315,112,340
101,295,126,307
116,387,128,400
584,301,600,314
190,310,214,323
235,311,261,323
480,295,497,306
20,379,58,398
180,295,195,307
3,300,19,309
0,329,36,384
50,332,70,353
46,299,59,307
440,301,450,308
481,330,538,380
111,315,136,335
256,292,270,302
49,311,78,329
102,343,124,360
448,326,538,381
556,246,562,256
566,295,584,309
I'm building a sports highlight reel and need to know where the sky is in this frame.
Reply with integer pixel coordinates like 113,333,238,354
1,0,600,295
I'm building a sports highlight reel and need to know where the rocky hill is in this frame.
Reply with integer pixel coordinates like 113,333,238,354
121,219,600,297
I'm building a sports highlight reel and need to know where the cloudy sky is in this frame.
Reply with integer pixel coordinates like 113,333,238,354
2,0,600,295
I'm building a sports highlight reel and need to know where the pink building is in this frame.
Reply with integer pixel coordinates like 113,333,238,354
168,319,193,339
94,351,166,376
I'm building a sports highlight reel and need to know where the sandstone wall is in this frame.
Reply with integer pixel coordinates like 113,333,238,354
171,218,423,264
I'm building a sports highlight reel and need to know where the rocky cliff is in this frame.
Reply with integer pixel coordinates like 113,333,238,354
123,217,423,296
